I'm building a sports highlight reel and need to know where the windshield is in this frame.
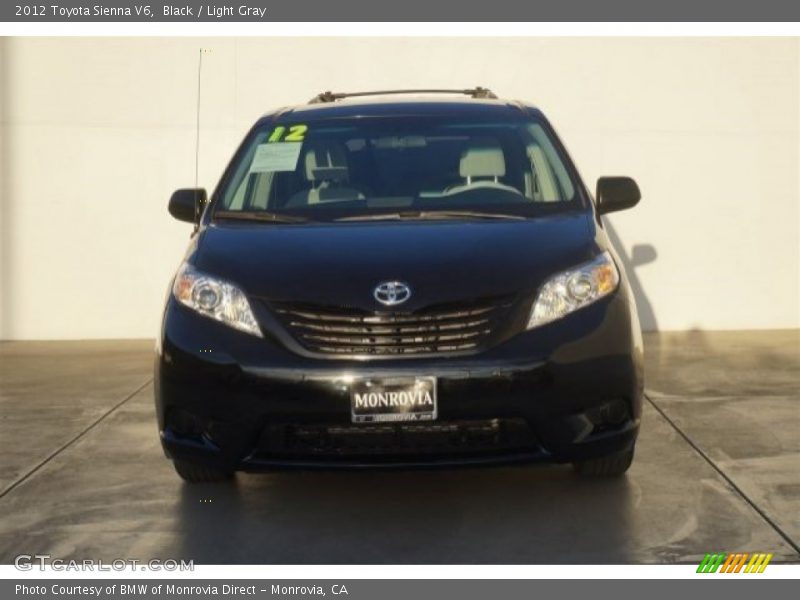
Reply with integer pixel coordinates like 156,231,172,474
215,115,582,221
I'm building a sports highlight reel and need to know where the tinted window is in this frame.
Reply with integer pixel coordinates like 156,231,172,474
217,115,580,220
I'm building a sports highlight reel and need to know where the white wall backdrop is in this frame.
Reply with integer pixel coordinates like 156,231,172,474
0,37,798,339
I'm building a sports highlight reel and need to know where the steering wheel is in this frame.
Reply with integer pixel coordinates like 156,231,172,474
444,180,522,196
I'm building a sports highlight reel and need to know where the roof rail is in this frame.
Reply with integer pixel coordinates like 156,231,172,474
308,87,498,104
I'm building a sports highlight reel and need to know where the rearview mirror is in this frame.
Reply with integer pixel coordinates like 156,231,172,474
596,177,640,215
168,188,207,223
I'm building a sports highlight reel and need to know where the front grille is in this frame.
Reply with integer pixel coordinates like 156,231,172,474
270,298,513,357
254,418,538,461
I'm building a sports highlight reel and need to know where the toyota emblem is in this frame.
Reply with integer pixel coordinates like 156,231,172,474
373,281,412,306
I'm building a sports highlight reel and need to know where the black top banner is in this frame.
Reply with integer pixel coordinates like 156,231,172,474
4,0,800,22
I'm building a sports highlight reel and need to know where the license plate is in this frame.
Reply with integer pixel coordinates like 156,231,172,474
350,377,437,423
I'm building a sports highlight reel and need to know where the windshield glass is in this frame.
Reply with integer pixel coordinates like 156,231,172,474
215,115,581,221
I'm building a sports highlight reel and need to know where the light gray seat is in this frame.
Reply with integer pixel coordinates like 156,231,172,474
287,142,364,206
445,142,520,196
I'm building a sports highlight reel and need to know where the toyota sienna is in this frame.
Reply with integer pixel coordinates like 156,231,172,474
156,88,643,482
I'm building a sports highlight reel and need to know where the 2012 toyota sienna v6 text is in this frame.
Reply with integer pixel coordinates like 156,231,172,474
155,88,643,483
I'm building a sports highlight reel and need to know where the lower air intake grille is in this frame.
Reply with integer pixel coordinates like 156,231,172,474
254,418,538,460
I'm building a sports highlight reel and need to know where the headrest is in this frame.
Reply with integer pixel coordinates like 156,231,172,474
459,142,506,178
304,142,349,182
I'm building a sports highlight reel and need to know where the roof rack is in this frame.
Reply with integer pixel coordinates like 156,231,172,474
308,87,498,104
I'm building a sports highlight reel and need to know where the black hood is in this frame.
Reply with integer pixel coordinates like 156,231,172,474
194,213,596,311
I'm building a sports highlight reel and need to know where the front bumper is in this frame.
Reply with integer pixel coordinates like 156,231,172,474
155,289,643,470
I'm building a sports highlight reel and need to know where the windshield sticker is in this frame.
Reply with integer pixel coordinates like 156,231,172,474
249,142,303,173
268,124,308,143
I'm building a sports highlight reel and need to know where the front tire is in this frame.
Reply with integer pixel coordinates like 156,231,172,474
573,446,634,477
173,459,234,483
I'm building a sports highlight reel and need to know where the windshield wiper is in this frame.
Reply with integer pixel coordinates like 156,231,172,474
335,210,526,222
214,210,309,224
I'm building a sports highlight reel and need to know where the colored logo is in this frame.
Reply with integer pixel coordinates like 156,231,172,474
697,552,773,573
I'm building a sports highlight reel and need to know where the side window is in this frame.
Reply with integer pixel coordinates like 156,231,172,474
228,177,248,209
527,144,561,202
221,131,270,210
526,125,575,202
227,172,274,210
250,173,274,209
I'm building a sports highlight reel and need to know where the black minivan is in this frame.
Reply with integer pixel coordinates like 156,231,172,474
156,88,643,482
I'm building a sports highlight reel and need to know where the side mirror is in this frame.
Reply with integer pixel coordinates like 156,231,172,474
596,177,640,215
168,188,207,223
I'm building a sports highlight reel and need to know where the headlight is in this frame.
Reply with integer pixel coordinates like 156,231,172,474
172,263,262,337
527,251,619,329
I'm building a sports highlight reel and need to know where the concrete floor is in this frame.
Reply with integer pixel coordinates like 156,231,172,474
0,331,798,564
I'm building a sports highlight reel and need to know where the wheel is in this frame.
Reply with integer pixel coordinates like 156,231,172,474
172,459,234,483
573,446,634,477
